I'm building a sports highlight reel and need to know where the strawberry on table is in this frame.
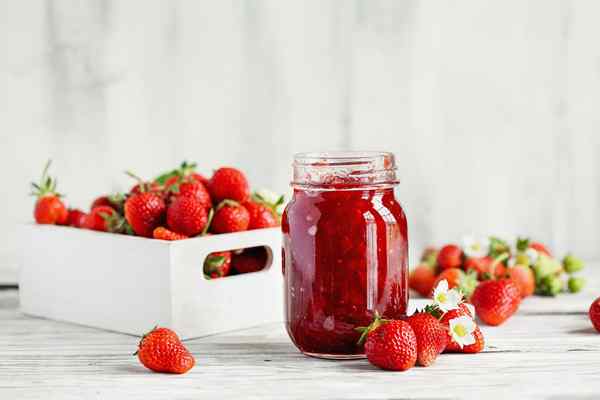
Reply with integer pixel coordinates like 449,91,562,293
406,312,448,366
437,244,463,270
430,268,478,299
135,327,195,374
211,200,250,234
208,167,250,203
166,195,209,237
204,251,232,279
30,160,69,225
471,279,521,326
409,264,437,297
124,192,167,238
506,264,535,298
357,313,417,371
589,297,600,333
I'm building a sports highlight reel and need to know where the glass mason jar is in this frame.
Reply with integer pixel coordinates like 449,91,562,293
282,151,408,359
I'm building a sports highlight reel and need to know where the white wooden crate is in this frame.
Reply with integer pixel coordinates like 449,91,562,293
18,224,282,339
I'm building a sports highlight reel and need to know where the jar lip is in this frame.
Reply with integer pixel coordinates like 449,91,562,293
293,151,394,166
292,151,398,188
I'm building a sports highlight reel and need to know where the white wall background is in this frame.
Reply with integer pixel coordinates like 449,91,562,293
2,0,599,283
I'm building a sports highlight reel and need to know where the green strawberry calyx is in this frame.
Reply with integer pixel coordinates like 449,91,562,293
355,311,389,345
30,159,62,198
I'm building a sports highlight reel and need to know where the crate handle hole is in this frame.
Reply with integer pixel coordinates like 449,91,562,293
203,245,273,280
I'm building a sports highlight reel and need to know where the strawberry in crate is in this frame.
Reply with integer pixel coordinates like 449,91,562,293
409,235,586,326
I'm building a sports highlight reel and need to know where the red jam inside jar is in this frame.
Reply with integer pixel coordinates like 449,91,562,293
282,152,408,359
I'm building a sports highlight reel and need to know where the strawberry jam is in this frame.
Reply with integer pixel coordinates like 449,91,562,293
282,152,408,359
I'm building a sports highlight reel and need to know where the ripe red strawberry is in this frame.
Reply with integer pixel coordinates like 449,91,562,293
243,200,278,229
172,180,212,210
437,244,463,270
153,227,188,241
409,264,437,297
83,206,117,231
124,192,166,238
530,241,551,257
232,247,268,274
127,171,163,196
359,315,417,371
66,208,87,228
439,304,484,353
589,297,600,333
166,195,208,237
211,200,250,233
406,312,448,366
31,160,69,225
444,325,485,353
507,264,535,298
464,256,492,276
204,251,232,278
430,268,478,299
208,167,250,203
91,196,112,210
471,279,521,326
135,327,195,374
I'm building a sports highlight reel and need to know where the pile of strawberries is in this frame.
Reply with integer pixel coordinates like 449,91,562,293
409,236,586,326
30,160,283,279
357,280,484,371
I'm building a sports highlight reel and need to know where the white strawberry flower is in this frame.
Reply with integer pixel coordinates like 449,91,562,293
449,316,476,348
432,280,462,312
462,236,490,258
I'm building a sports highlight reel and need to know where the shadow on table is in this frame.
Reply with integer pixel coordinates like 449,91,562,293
567,327,598,335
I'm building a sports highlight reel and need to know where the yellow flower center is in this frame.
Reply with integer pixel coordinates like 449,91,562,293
453,324,467,337
436,293,447,303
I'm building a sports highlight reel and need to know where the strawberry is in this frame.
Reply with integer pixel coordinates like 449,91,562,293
409,264,437,297
208,167,250,203
464,256,492,277
471,279,521,326
126,171,163,196
30,160,69,225
243,200,278,229
90,193,125,214
439,305,484,353
506,264,535,298
232,247,268,274
406,312,448,366
124,192,166,237
156,161,208,189
530,241,551,257
357,314,417,371
135,327,195,374
91,196,112,210
171,180,212,210
445,325,485,353
437,244,463,270
589,297,600,333
210,200,250,234
431,268,478,299
66,208,87,228
83,206,117,232
153,227,188,241
204,251,232,279
166,195,208,237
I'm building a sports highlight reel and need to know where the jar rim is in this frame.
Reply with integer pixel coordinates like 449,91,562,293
292,151,398,189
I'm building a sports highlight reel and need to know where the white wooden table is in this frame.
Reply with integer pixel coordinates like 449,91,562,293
2,265,600,400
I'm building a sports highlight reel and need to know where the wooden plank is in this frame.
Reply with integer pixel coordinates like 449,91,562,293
1,263,600,399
